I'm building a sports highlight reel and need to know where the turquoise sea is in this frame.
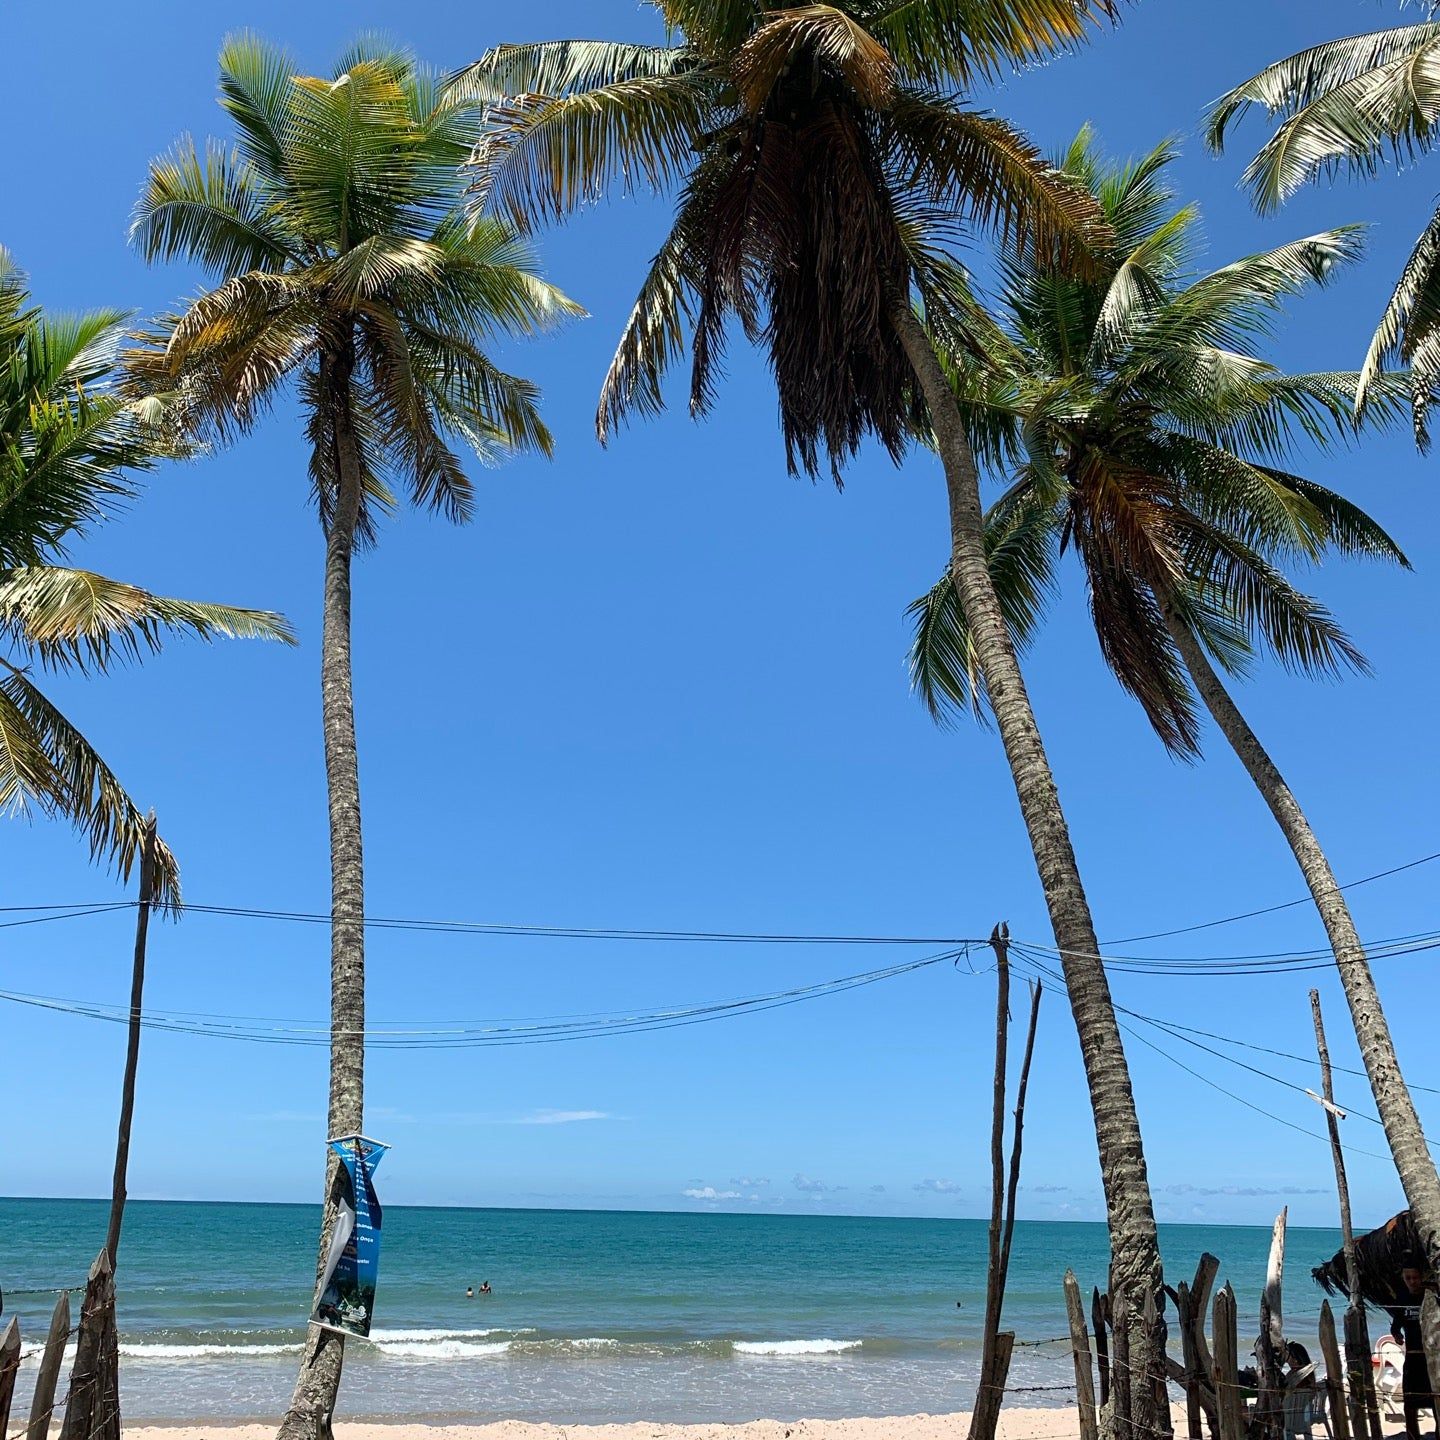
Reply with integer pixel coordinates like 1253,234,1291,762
1,1199,1346,1424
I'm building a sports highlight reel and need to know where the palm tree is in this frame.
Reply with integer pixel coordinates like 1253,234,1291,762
453,5,1173,1418
0,247,291,904
127,35,581,1438
1206,21,1440,446
908,129,1440,1273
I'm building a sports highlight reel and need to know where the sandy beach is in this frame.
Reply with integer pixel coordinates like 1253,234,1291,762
123,1414,1087,1440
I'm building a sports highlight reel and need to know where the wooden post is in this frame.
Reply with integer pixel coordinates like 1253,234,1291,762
0,1318,21,1440
1094,1287,1111,1410
1310,992,1362,1305
1213,1284,1244,1440
1343,1304,1382,1440
1177,1282,1203,1440
1255,1209,1288,1440
1113,1293,1133,1440
26,1290,71,1440
107,812,158,1269
970,924,1011,1440
1065,1269,1100,1440
1317,1301,1350,1440
59,1250,120,1440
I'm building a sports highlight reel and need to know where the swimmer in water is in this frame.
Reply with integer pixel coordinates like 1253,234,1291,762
479,1281,492,1295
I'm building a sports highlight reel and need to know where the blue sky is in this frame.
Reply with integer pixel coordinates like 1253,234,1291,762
3,0,1438,1231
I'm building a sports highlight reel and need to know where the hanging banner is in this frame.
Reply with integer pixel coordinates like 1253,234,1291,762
312,1134,388,1339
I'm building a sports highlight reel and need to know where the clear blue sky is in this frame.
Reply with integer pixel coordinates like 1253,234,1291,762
4,0,1438,1231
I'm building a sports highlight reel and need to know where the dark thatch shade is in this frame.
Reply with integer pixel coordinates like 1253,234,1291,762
1312,1210,1423,1308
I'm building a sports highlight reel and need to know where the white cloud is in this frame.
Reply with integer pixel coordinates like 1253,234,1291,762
509,1109,611,1126
731,1176,770,1188
793,1173,831,1193
870,1184,887,1193
914,1178,962,1194
683,1186,740,1201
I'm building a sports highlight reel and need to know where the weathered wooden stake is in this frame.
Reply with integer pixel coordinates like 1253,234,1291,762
1254,1209,1288,1440
1176,1281,1203,1440
1317,1300,1350,1440
107,812,158,1270
1093,1287,1111,1410
1113,1293,1133,1440
59,1250,120,1440
1343,1303,1382,1440
1065,1269,1099,1440
26,1290,71,1440
1212,1284,1243,1440
0,1318,21,1440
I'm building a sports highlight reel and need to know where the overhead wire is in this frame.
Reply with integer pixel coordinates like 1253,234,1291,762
0,947,971,1049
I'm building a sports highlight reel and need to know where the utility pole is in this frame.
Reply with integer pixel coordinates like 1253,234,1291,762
107,813,159,1268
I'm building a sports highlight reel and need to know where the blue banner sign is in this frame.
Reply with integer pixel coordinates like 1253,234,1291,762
313,1135,388,1339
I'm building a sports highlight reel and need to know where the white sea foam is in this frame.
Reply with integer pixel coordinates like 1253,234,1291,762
117,1342,302,1360
366,1327,515,1343
563,1337,621,1350
733,1339,862,1357
369,1338,511,1360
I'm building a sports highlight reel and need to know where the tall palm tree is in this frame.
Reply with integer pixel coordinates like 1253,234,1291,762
908,130,1440,1273
1206,21,1440,445
0,247,291,905
127,35,581,1438
453,5,1173,1418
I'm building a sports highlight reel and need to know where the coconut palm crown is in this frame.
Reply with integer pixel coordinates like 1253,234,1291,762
1206,22,1440,444
909,128,1410,753
127,34,583,531
451,0,1118,481
0,250,292,906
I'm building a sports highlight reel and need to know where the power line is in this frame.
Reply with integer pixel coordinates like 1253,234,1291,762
1101,849,1440,946
0,948,969,1049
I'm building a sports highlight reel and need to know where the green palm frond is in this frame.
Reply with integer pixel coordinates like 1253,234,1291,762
906,488,1060,722
131,138,295,277
449,39,693,104
469,73,718,230
0,565,295,670
0,661,181,907
1207,24,1440,211
866,0,1118,88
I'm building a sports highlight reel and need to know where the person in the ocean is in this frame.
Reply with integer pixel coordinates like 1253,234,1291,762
465,1286,474,1299
479,1281,492,1295
1388,1256,1437,1440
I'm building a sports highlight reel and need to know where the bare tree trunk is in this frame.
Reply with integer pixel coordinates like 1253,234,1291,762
107,813,158,1269
891,300,1164,1440
278,337,368,1440
1160,601,1440,1269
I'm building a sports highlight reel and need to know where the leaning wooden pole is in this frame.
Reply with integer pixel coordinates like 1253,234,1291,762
969,923,1012,1440
106,813,159,1269
1310,991,1361,1303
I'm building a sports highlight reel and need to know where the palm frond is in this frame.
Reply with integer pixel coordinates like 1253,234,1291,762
217,32,300,187
130,137,294,277
906,488,1059,722
0,661,181,907
447,39,694,105
866,0,1118,89
0,565,295,671
1206,25,1440,210
468,73,718,230
734,7,897,112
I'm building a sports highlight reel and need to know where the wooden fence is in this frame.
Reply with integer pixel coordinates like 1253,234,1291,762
1063,1230,1387,1440
0,1251,119,1440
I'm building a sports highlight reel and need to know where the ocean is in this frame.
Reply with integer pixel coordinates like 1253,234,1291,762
1,1199,1345,1424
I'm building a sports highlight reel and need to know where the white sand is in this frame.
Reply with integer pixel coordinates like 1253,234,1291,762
125,1412,1085,1440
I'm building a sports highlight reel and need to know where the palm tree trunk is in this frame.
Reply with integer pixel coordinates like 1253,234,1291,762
889,301,1165,1438
278,337,368,1440
1160,599,1440,1266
